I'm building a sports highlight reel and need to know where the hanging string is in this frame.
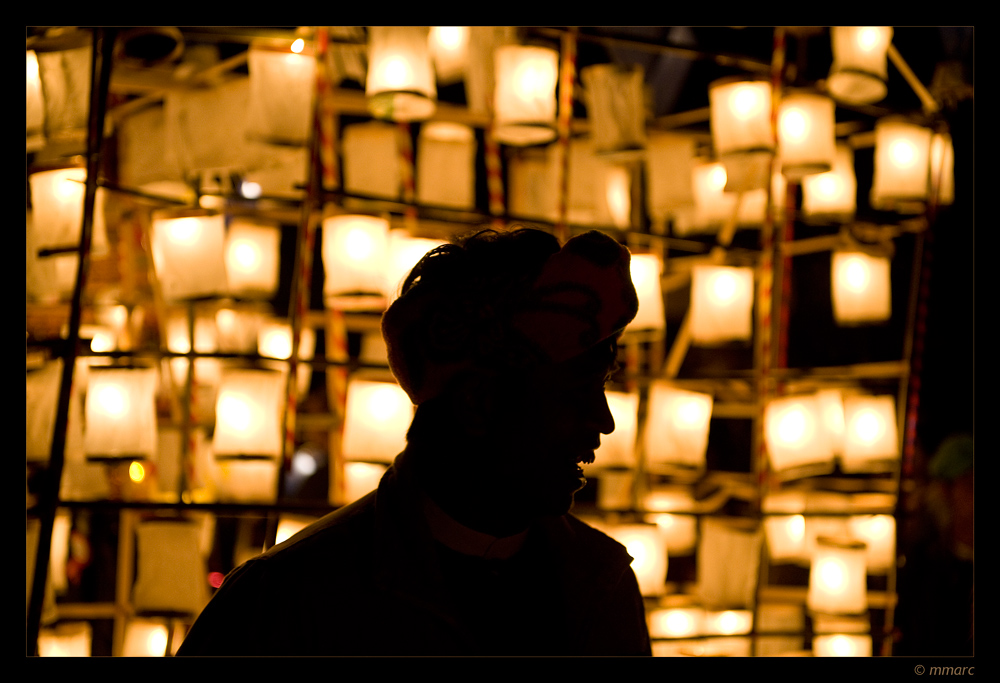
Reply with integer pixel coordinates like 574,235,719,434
555,29,577,245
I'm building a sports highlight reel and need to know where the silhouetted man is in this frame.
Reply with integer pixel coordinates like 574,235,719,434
177,228,652,656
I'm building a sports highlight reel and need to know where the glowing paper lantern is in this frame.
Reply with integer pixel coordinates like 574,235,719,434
416,122,477,209
366,26,436,121
643,383,713,470
816,388,847,455
385,231,446,302
36,43,91,137
212,369,285,459
648,606,703,639
493,45,559,146
814,633,872,657
626,254,665,330
225,219,280,298
581,63,647,158
827,27,893,105
27,51,45,150
83,368,157,460
929,131,955,206
831,251,892,325
688,161,738,233
704,610,753,636
765,514,807,563
764,395,834,475
697,518,763,609
150,212,228,301
709,78,774,192
122,620,171,657
841,395,899,472
27,359,83,463
28,167,109,254
594,391,639,468
429,26,469,84
342,121,402,200
342,379,414,463
215,306,264,354
807,536,868,615
645,132,697,225
246,39,316,145
848,514,896,572
778,91,836,179
604,524,668,596
38,622,91,657
257,320,316,399
212,459,279,504
802,144,857,220
464,26,518,116
132,520,208,616
343,462,388,504
689,265,754,344
871,118,933,211
322,214,390,305
644,489,698,555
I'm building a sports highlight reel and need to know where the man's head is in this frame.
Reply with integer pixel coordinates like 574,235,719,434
381,227,639,524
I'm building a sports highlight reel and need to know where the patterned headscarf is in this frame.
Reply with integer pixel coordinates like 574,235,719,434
382,229,639,405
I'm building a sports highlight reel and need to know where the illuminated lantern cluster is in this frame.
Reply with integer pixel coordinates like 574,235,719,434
83,368,158,461
709,78,774,192
827,27,893,105
644,384,713,470
493,45,559,146
690,265,755,345
366,26,436,122
831,251,892,325
26,51,45,150
246,38,316,145
341,379,414,463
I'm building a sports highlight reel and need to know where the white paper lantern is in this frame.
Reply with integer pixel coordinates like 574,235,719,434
648,606,703,639
626,254,665,330
827,27,893,105
871,118,933,211
815,388,847,455
581,63,647,158
807,536,868,615
385,231,446,302
841,395,899,472
416,122,477,209
689,265,754,344
225,219,280,298
322,214,390,302
802,144,857,220
26,359,84,463
778,91,836,179
212,459,279,504
704,609,753,636
28,167,109,255
604,524,668,596
215,306,264,354
342,379,414,463
37,43,91,137
813,633,873,657
246,39,316,145
464,26,518,116
688,161,739,233
697,518,763,609
644,383,713,470
709,78,774,192
83,368,157,460
594,391,639,468
27,50,45,150
507,147,558,222
343,462,388,504
122,619,172,657
644,489,698,555
257,320,316,399
342,121,402,200
645,132,697,225
150,212,228,301
38,622,91,657
429,26,469,84
765,514,808,563
764,394,835,475
831,251,892,325
848,514,896,572
493,45,559,146
213,369,285,459
132,519,208,616
366,26,436,121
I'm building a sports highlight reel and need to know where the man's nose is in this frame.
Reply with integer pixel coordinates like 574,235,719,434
594,392,616,435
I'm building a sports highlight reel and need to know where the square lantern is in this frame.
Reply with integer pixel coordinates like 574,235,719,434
688,161,739,233
871,118,933,211
827,27,893,105
27,50,45,150
212,369,285,460
841,394,899,472
603,524,668,597
132,519,208,617
464,26,518,116
929,131,955,206
28,166,109,255
342,379,414,464
416,122,477,209
246,39,316,145
594,391,639,469
643,383,713,470
848,514,896,572
83,367,158,461
342,121,402,200
709,78,775,192
831,251,892,325
37,43,92,138
648,606,704,640
626,254,665,331
322,214,390,305
765,513,808,563
507,146,558,222
385,231,446,302
704,609,754,637
38,622,92,657
581,63,647,158
493,45,559,146
802,144,857,221
225,219,280,298
150,212,228,301
764,394,835,476
778,91,836,179
644,488,698,555
697,518,763,609
27,359,84,463
645,132,697,226
215,305,265,354
807,536,868,615
212,459,280,504
813,633,873,657
429,26,470,84
366,26,436,122
689,265,754,345
257,319,316,400
343,462,388,504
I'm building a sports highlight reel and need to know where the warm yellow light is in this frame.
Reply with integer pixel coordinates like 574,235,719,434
368,383,410,423
290,38,304,54
381,57,412,89
788,514,806,542
258,324,294,360
342,379,414,463
493,45,559,145
216,308,236,332
774,403,809,446
666,610,695,636
232,240,260,272
96,385,129,417
433,26,464,50
844,256,871,292
780,107,809,142
90,330,116,353
27,50,39,79
345,227,375,261
218,394,252,432
710,270,738,305
816,174,841,199
674,396,710,430
147,627,168,656
731,83,765,120
708,164,728,191
129,461,145,483
856,27,881,51
165,217,201,246
889,139,917,167
818,556,848,594
853,408,884,445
